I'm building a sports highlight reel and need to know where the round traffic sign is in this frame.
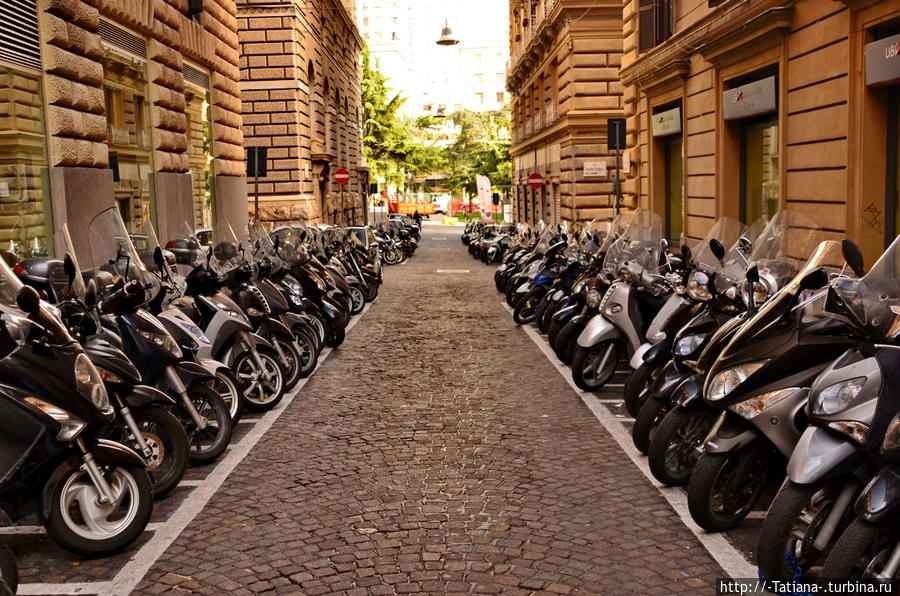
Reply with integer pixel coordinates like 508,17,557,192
528,172,544,189
335,168,350,185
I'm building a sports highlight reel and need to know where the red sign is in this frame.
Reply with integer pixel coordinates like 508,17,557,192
528,172,544,189
334,168,350,184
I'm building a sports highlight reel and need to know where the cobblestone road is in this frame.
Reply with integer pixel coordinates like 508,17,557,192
129,224,727,595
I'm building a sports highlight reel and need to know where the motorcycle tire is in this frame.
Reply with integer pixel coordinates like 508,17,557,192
648,407,716,486
539,296,560,334
323,316,346,348
513,287,544,325
623,362,656,418
757,479,844,582
306,312,328,347
553,319,585,365
534,293,553,332
547,312,565,350
687,444,771,532
0,512,18,594
632,396,668,455
505,278,528,306
820,518,890,580
234,347,286,411
362,280,379,302
293,327,319,378
571,341,619,392
44,461,152,557
274,336,304,390
212,368,245,424
184,384,233,465
130,405,190,499
349,285,365,314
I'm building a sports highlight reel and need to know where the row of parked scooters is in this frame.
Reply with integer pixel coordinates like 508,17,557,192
0,208,397,593
475,210,900,586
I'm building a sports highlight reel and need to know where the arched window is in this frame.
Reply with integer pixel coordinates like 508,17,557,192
307,60,315,84
323,77,330,97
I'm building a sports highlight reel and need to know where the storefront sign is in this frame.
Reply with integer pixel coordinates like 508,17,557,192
866,33,900,88
583,161,607,178
723,76,777,121
651,107,682,137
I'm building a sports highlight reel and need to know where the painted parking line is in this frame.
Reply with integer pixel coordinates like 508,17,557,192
15,303,376,596
501,301,757,579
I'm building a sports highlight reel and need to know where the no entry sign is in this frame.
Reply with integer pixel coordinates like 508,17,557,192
528,172,544,189
335,168,350,184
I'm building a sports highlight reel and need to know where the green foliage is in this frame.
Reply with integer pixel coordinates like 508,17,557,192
444,108,511,197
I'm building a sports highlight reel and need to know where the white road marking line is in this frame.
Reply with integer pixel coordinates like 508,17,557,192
0,525,44,535
16,305,376,596
237,418,257,425
606,383,625,388
598,399,624,404
436,269,469,273
178,479,203,487
503,300,757,579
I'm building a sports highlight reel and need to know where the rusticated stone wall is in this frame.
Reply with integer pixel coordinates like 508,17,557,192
37,0,245,177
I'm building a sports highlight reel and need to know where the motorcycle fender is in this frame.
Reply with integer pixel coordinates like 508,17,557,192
516,282,532,294
674,376,703,408
704,416,757,453
198,357,228,375
497,264,508,273
345,275,361,285
125,385,175,408
569,313,591,328
174,361,216,386
282,312,307,333
787,426,861,485
637,341,671,369
318,299,339,321
250,333,274,351
577,315,625,348
263,317,295,342
91,438,146,468
855,464,900,522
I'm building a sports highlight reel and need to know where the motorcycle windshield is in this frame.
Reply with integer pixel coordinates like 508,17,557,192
748,210,824,293
142,220,186,298
829,233,900,341
179,222,208,269
712,217,767,293
89,208,159,299
212,219,244,272
62,223,86,301
693,217,746,270
269,225,309,265
602,209,662,273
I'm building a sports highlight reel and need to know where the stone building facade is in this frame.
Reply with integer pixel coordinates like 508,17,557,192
0,0,248,260
620,0,900,261
506,0,625,225
236,0,367,226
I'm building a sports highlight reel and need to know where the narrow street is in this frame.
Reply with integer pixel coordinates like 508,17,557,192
13,223,729,595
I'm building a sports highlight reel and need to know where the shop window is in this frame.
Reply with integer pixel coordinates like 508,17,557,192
887,87,899,245
638,0,672,52
741,117,780,224
0,66,51,262
665,136,683,242
184,76,214,228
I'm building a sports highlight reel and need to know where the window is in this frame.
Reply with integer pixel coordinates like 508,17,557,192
741,117,780,223
638,0,672,52
497,92,505,103
476,93,484,104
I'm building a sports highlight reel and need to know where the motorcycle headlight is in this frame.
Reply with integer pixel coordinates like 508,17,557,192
290,282,302,294
687,280,712,302
585,289,602,309
727,388,799,420
675,334,705,357
881,411,900,457
706,361,768,401
812,377,865,416
138,328,183,358
24,397,86,441
74,353,113,415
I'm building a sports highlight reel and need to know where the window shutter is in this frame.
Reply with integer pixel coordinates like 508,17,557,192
638,0,657,52
0,0,41,71
656,0,672,43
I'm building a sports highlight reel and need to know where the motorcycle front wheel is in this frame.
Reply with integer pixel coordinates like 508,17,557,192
234,347,286,411
648,407,715,486
687,443,771,532
212,368,245,424
362,280,379,302
293,328,319,378
349,285,365,314
45,461,152,557
183,384,233,464
129,405,189,498
274,336,304,390
553,319,585,365
623,362,655,418
571,341,619,392
820,518,896,580
0,512,18,593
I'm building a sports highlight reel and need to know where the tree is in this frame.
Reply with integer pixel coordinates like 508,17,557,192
443,107,511,197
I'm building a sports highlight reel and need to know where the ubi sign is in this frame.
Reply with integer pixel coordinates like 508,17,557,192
866,33,900,88
722,75,777,121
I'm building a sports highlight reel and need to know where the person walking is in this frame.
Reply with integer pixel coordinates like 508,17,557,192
413,210,422,227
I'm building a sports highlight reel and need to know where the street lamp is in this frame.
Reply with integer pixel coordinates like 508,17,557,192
436,19,459,46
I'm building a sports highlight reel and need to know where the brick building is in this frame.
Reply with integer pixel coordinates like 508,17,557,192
236,0,366,226
620,0,900,261
506,0,625,225
0,0,247,260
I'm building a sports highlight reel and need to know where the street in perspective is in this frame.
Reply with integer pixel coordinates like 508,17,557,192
0,0,899,594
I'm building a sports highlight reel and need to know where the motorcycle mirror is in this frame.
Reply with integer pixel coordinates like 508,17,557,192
681,243,692,263
16,285,40,318
206,246,213,267
709,239,726,262
746,263,759,284
85,278,98,309
153,246,165,273
63,254,76,288
799,267,830,291
841,239,865,277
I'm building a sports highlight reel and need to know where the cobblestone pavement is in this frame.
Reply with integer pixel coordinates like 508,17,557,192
8,224,731,595
130,224,726,595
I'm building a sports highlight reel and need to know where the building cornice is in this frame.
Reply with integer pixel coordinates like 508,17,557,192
510,111,620,155
619,0,793,86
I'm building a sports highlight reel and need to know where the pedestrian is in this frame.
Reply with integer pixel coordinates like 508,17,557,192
413,210,422,226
